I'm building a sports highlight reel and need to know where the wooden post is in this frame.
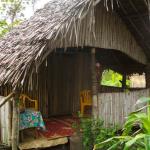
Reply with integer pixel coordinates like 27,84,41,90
12,92,19,150
91,48,99,118
8,100,12,146
146,63,150,88
0,92,14,108
122,73,126,90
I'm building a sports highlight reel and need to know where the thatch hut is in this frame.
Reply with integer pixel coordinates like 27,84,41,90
0,0,150,149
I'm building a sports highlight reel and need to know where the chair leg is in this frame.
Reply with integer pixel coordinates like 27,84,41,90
80,104,84,116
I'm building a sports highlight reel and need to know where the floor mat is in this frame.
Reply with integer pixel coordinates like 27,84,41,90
39,116,79,139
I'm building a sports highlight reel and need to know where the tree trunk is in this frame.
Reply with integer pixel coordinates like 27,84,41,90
91,48,99,118
12,93,19,150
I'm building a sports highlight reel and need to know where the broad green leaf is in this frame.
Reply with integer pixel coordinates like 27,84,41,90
144,135,150,150
94,136,131,149
124,134,145,149
107,141,121,150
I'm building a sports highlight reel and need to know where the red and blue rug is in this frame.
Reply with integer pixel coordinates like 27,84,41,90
39,116,79,139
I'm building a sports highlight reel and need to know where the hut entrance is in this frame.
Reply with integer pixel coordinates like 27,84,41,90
13,49,93,148
38,50,92,118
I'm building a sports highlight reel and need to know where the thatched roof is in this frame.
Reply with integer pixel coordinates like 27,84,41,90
116,0,150,60
0,0,149,89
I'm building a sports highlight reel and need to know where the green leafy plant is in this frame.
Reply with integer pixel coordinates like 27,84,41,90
81,118,104,150
72,115,118,150
94,97,150,150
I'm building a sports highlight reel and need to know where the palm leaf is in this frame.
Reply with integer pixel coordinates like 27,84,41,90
124,134,145,150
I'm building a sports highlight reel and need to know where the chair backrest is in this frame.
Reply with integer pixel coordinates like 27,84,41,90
80,90,92,104
20,94,38,111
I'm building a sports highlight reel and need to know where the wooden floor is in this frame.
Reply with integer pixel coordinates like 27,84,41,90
43,143,69,150
19,137,68,150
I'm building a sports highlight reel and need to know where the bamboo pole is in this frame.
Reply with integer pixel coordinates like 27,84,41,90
0,92,14,108
12,92,19,150
8,100,12,146
91,48,99,118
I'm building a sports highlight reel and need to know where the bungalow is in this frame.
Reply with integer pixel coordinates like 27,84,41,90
0,0,150,149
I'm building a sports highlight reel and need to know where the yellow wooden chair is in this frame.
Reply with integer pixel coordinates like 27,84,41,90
80,90,92,116
19,94,39,141
19,94,38,111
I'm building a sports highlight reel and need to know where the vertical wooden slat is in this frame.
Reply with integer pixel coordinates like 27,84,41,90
0,96,12,146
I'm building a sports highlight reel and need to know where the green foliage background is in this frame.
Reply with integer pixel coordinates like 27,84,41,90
0,0,37,37
101,69,131,88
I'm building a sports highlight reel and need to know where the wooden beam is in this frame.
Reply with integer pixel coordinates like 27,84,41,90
122,74,126,89
145,63,150,88
91,48,99,118
91,48,98,95
12,92,20,150
0,92,14,108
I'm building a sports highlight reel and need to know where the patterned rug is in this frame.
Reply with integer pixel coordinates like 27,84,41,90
39,116,79,139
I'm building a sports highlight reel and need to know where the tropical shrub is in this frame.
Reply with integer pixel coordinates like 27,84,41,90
94,97,150,150
73,117,118,150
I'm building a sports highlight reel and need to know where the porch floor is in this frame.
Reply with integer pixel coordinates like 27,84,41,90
19,115,78,150
19,137,68,150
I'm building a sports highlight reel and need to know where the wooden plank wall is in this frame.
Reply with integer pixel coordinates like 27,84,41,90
24,52,92,117
0,96,11,146
97,89,150,126
39,52,92,117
